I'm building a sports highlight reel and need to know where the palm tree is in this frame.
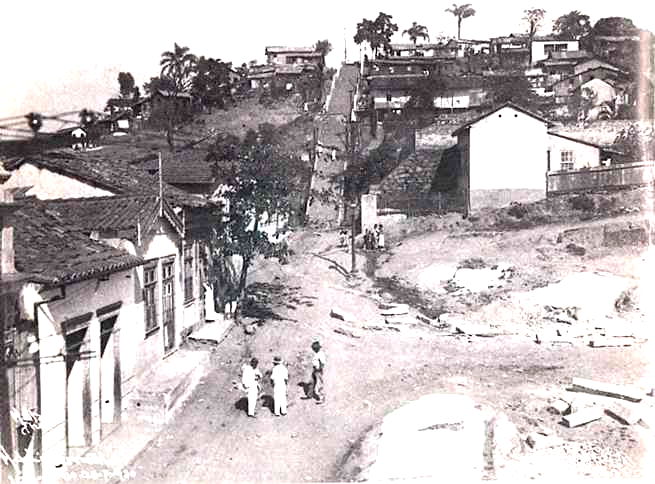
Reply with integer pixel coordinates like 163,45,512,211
445,3,476,40
403,22,430,45
160,43,197,92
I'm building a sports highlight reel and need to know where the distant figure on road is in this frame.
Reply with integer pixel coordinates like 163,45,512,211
376,224,385,250
241,357,262,418
310,341,327,404
270,356,289,416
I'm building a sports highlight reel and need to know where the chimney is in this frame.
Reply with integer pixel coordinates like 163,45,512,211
0,187,16,275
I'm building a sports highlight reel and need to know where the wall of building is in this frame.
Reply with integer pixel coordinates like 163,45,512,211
34,269,138,475
548,135,600,170
531,40,579,64
468,107,548,203
2,165,112,200
547,161,655,194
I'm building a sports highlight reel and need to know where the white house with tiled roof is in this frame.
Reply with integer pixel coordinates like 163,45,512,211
452,102,551,211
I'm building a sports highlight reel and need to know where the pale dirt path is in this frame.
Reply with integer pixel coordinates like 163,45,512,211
124,245,650,482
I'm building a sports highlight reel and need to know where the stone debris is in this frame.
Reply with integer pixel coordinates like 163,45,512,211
588,336,640,348
244,324,257,335
330,307,356,322
570,377,643,403
455,324,505,337
562,407,603,428
605,403,642,426
379,304,409,316
547,398,571,415
385,315,415,326
334,327,362,339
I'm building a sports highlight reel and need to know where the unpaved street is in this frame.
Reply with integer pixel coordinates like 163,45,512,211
126,227,652,482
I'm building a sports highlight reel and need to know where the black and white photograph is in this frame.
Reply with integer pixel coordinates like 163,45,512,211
1,0,655,482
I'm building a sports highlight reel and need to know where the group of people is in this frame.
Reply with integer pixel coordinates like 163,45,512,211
240,340,326,418
364,224,385,251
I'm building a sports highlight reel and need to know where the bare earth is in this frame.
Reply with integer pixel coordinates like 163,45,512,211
125,211,654,482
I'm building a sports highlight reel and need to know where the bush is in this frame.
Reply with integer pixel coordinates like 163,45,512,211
458,257,486,269
507,202,528,219
569,194,595,211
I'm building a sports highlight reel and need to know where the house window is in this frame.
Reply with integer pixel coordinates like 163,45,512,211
389,67,394,74
184,244,194,302
561,151,574,170
143,262,158,335
386,94,392,102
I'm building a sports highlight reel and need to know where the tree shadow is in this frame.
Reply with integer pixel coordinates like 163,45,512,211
312,253,350,278
243,282,317,321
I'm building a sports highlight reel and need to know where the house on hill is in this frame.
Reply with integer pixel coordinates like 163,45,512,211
265,46,324,69
452,102,551,211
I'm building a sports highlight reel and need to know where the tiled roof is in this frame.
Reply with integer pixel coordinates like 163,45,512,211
5,150,207,207
156,90,193,99
12,203,144,285
452,102,550,136
133,150,215,185
35,195,184,237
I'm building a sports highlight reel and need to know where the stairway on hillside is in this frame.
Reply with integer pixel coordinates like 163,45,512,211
306,64,361,227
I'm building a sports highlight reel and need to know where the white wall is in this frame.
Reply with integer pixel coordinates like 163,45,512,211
531,40,579,64
548,134,600,171
2,164,113,199
35,269,139,473
468,106,548,192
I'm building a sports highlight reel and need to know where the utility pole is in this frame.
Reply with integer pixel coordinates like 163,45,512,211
347,89,357,275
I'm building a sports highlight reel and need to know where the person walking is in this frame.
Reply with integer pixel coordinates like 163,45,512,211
241,357,262,418
377,224,385,250
310,341,327,404
270,356,289,416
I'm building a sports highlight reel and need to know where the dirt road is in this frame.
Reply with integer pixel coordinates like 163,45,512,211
126,231,652,482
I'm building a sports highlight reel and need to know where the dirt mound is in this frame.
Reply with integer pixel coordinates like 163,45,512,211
470,188,649,231
337,394,523,481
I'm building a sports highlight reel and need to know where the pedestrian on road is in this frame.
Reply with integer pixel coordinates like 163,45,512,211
377,224,385,250
310,341,327,404
270,356,289,416
241,357,262,418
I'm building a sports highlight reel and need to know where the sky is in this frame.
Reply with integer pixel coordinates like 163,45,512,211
1,0,654,132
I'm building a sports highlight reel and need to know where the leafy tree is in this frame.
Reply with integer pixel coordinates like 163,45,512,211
206,125,310,313
581,17,645,75
445,3,476,40
402,22,430,45
157,43,198,149
488,73,541,111
354,12,398,57
552,10,591,40
160,43,198,92
118,72,135,99
613,124,655,161
143,76,176,96
314,39,332,58
523,8,546,64
192,57,232,112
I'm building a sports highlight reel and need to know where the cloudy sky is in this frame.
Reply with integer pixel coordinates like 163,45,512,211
1,0,654,129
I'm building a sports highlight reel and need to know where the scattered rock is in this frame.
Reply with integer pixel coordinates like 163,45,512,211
331,307,356,322
588,336,638,348
363,324,384,331
244,324,257,335
605,402,642,425
385,315,414,325
565,243,586,256
562,407,603,427
380,304,409,316
334,327,362,338
547,398,571,415
455,323,504,337
570,377,643,402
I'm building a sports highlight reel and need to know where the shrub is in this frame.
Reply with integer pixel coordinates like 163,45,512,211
569,194,595,211
507,202,528,219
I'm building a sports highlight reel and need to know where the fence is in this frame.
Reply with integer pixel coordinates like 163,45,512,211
377,192,459,218
547,161,655,195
